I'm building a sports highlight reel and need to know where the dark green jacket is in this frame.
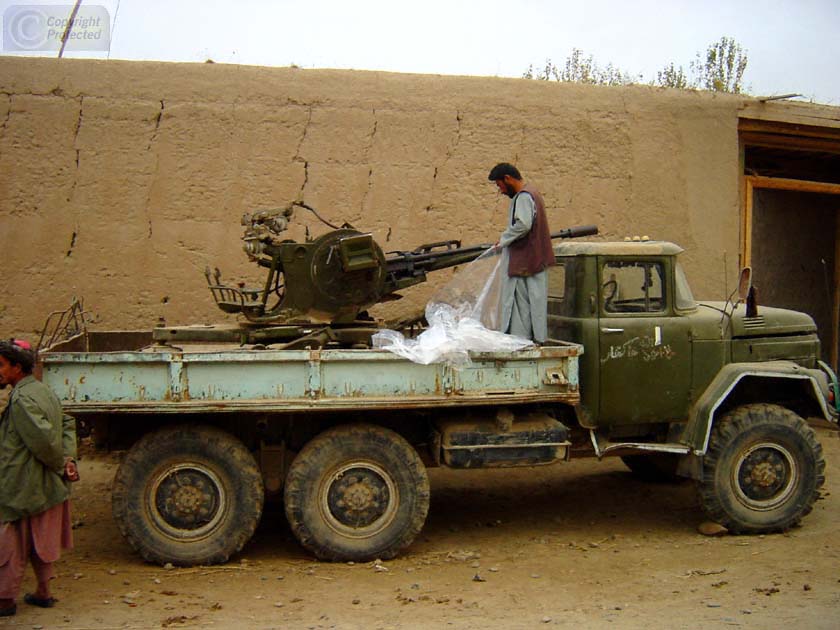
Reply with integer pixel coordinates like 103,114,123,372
0,375,77,522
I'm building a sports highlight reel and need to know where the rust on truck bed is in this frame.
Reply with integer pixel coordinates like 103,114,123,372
40,331,582,415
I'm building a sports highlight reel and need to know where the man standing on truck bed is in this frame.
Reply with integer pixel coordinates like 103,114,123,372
489,162,555,343
0,340,77,617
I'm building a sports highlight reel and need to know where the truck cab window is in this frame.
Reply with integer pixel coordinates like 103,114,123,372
548,261,577,317
674,262,697,310
548,263,566,299
602,261,665,313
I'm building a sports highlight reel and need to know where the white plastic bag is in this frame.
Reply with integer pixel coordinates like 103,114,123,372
429,248,504,330
372,248,533,365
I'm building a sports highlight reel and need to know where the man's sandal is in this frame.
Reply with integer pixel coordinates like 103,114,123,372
24,593,57,608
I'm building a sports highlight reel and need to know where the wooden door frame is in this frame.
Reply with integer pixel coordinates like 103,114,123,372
742,175,840,368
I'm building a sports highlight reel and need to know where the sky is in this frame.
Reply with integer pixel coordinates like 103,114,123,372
1,0,839,105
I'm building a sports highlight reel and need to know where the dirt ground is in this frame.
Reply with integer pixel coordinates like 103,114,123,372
1,429,838,630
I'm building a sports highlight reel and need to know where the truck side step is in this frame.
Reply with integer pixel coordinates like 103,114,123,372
589,430,690,459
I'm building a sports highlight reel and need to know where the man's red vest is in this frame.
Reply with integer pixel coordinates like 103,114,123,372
507,184,555,277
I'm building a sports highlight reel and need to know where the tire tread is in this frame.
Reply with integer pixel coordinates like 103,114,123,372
284,424,430,562
111,425,264,566
697,404,825,534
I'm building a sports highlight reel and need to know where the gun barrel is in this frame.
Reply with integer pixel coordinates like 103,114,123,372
551,224,598,240
385,224,599,275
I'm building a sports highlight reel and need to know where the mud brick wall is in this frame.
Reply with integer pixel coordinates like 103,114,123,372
0,57,743,339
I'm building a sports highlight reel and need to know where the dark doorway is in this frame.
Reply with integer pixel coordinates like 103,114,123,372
750,190,839,365
740,114,840,370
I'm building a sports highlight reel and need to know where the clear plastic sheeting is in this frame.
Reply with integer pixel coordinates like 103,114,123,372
372,248,534,366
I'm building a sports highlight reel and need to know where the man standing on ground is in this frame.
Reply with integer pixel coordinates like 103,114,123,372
488,163,555,343
0,340,77,616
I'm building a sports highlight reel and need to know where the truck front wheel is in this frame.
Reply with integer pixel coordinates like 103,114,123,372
112,425,264,566
284,424,430,561
697,404,825,533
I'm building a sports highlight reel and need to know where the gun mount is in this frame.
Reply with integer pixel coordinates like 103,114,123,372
153,207,596,348
205,208,598,327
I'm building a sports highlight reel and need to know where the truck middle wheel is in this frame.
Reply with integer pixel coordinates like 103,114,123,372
284,424,430,561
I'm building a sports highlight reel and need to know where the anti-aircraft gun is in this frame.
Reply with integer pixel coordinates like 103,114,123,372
155,205,597,348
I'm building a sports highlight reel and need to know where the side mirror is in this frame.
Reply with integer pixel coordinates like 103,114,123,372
737,267,753,302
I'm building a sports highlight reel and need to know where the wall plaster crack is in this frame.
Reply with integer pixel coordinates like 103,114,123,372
294,105,314,202
361,167,374,216
367,108,378,148
427,111,464,214
0,94,11,143
144,99,166,238
65,96,84,251
358,109,378,216
294,105,313,162
69,95,84,182
66,231,77,257
297,161,310,202
147,100,165,151
73,95,84,146
447,111,463,160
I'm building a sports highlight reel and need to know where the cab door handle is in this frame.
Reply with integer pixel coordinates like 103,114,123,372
601,327,624,334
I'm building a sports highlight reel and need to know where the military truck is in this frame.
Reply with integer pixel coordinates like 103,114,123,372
38,234,838,567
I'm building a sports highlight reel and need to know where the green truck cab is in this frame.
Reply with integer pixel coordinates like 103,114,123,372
549,239,837,534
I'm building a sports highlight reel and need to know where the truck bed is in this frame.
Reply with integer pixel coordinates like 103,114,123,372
40,331,582,414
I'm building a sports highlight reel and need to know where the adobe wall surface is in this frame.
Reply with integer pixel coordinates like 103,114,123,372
0,57,743,339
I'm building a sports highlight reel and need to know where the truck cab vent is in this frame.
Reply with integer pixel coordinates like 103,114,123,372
743,316,765,329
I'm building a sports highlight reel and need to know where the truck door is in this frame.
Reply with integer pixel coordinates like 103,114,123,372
597,258,692,425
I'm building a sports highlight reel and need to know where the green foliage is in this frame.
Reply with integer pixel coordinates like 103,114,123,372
523,48,639,86
690,36,749,93
653,63,689,89
526,37,749,94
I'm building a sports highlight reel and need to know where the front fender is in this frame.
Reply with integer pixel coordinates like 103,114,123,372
682,361,836,455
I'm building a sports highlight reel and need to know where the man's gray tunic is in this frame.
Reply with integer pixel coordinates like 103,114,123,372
498,192,549,342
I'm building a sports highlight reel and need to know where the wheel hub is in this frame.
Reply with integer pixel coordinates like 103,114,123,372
151,465,225,538
321,462,398,538
734,443,796,509
748,461,780,488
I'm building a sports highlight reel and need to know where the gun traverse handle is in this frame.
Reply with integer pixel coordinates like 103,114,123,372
551,225,598,240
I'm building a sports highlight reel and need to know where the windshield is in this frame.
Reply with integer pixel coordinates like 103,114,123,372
675,262,697,310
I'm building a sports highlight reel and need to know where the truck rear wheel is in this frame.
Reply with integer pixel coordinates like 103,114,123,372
697,404,825,533
284,424,430,561
112,425,264,566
